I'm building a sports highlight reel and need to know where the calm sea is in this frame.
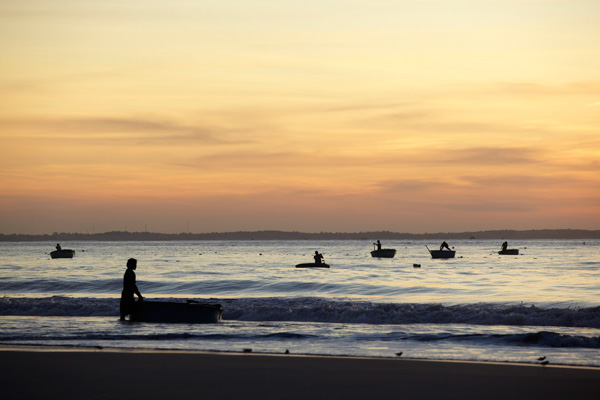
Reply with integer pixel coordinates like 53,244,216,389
1,240,599,366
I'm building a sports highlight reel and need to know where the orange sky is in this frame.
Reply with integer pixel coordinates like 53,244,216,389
1,1,599,234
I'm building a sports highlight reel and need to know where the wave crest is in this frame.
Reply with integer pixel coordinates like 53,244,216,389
2,296,599,328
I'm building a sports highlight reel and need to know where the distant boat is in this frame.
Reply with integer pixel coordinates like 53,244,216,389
50,249,75,259
429,250,456,259
370,249,397,258
130,300,222,323
498,249,519,255
426,246,455,259
296,263,330,268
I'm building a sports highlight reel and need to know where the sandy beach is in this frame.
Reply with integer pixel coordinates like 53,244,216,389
1,348,598,400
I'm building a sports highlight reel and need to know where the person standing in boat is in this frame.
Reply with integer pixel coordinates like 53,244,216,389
120,258,143,321
55,243,62,251
374,240,382,251
440,241,451,251
501,241,508,252
314,251,325,264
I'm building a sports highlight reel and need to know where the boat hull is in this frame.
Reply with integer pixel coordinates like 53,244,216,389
130,301,223,323
296,263,330,268
370,249,397,258
498,249,519,255
429,250,456,259
50,249,75,259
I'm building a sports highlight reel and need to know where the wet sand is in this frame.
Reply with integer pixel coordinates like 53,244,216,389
1,348,599,400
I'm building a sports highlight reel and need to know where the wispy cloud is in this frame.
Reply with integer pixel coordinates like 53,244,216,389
444,81,600,97
0,116,244,145
434,147,540,166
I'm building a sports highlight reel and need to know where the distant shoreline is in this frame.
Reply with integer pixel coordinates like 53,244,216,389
1,229,599,241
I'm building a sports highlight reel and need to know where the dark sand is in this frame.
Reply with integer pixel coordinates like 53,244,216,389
1,348,598,400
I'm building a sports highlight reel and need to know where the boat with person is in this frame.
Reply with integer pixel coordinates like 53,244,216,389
50,249,75,259
130,300,223,323
296,251,329,268
426,245,456,259
498,241,519,255
370,249,397,258
371,240,396,258
428,250,456,259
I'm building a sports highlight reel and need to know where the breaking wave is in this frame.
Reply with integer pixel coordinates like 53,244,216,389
2,296,599,328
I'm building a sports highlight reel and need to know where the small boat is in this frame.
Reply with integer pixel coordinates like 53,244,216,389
130,300,223,323
426,246,455,259
370,249,397,258
429,250,456,259
50,249,75,259
296,263,330,268
499,249,519,255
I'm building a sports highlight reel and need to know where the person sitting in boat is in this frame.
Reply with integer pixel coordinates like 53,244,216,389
55,243,62,251
440,241,451,251
501,241,508,252
314,251,324,264
374,240,382,251
120,258,143,321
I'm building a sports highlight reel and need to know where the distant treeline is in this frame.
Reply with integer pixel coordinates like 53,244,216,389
0,229,599,242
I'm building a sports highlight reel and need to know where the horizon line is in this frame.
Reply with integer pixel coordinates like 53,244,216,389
1,228,599,241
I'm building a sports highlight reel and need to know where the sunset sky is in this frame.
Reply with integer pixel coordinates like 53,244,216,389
1,1,599,234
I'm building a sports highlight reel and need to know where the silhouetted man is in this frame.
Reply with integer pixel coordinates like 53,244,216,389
314,251,324,264
120,258,143,320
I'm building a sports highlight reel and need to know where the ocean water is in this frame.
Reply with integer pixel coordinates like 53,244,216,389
1,239,599,366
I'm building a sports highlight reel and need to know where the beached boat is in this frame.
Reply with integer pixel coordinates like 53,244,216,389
50,249,75,259
130,300,223,323
370,249,397,258
295,263,330,268
498,249,519,255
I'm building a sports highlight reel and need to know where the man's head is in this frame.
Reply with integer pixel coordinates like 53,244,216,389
127,258,137,270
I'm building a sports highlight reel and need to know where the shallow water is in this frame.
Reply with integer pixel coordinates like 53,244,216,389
1,240,599,366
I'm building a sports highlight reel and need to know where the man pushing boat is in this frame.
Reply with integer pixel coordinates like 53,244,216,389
120,258,143,321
